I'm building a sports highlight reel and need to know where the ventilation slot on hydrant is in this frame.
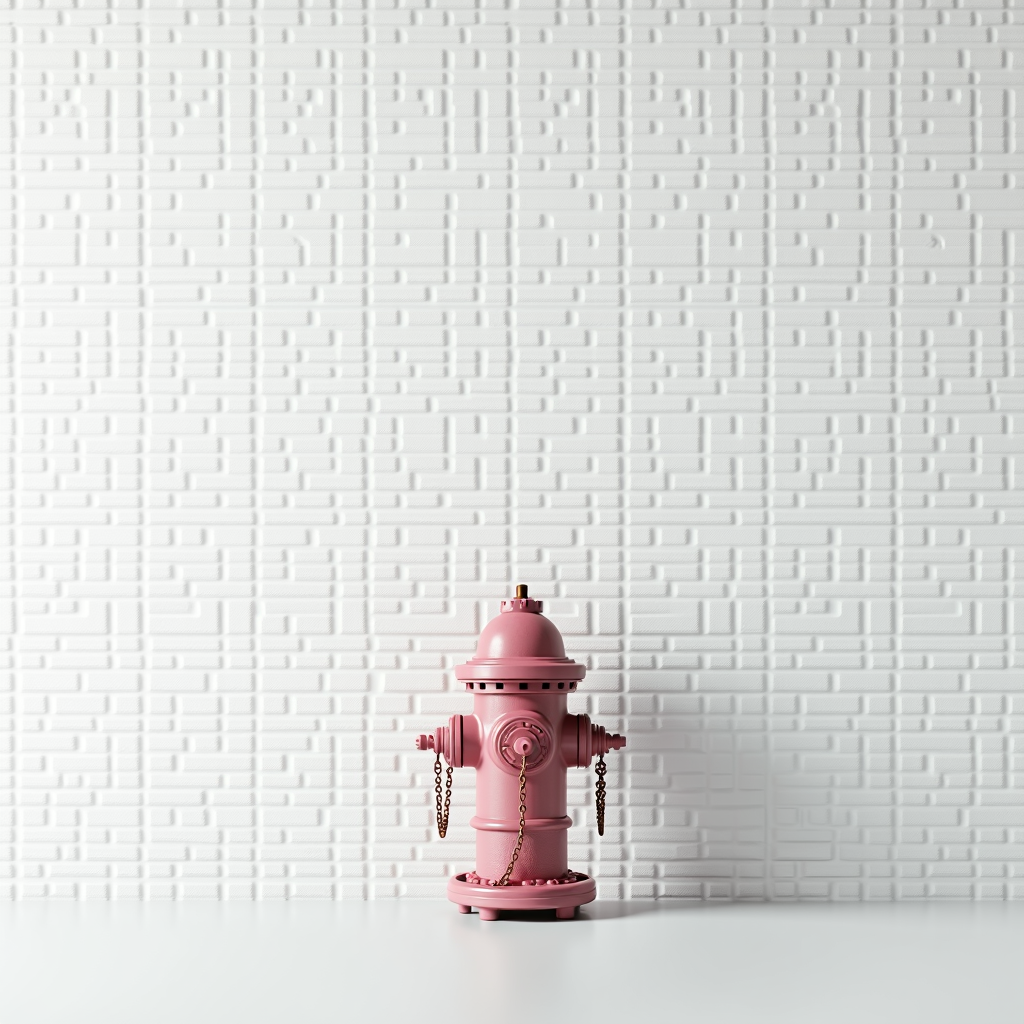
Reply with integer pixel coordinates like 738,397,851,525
415,585,626,921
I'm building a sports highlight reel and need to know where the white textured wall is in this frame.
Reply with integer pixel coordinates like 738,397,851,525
3,0,1021,901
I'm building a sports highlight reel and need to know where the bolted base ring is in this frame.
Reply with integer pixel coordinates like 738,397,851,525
447,871,596,916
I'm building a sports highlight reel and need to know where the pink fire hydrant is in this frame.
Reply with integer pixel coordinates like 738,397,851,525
416,585,626,920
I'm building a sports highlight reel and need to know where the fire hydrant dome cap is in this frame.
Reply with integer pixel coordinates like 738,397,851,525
454,602,586,683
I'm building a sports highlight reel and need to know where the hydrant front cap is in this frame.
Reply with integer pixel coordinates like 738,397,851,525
454,586,586,683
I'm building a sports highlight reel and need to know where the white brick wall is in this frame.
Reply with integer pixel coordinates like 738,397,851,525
2,0,1021,901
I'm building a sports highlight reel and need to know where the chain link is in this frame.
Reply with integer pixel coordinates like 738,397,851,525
434,753,453,838
495,754,528,886
595,754,607,837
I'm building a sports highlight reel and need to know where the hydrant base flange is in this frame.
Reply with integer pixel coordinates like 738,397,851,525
447,872,596,915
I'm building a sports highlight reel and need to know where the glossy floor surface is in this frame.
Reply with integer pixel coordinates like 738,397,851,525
1,900,1021,1024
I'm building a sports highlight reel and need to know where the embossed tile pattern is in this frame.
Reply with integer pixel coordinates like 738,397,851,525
1,0,1021,899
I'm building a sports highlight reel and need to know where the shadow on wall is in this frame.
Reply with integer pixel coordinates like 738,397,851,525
642,700,773,901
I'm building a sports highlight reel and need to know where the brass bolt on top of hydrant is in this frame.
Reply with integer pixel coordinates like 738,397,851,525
415,585,626,921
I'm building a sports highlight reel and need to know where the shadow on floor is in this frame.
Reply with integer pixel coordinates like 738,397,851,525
472,900,710,924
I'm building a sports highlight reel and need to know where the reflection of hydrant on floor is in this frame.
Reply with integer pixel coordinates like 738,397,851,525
416,585,626,921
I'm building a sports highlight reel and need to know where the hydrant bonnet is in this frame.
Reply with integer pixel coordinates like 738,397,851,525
455,594,586,685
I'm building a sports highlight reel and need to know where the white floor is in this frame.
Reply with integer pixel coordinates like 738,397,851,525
1,900,1021,1024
